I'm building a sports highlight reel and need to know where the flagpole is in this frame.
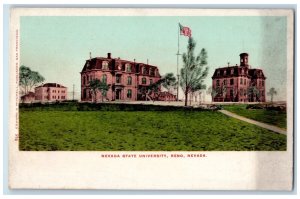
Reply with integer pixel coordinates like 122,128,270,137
176,24,180,101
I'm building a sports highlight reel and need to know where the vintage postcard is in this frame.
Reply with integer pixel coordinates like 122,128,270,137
9,8,294,190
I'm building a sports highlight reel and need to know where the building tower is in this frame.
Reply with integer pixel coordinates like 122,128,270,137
240,53,249,67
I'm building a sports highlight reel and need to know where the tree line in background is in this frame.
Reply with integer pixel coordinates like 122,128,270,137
19,65,45,95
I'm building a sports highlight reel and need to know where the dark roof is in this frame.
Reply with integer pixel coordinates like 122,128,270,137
36,83,66,88
212,65,266,79
248,69,266,79
159,91,176,97
81,55,161,77
21,92,35,99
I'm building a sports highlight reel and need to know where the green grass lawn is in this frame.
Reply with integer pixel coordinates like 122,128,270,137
19,110,286,151
223,104,287,129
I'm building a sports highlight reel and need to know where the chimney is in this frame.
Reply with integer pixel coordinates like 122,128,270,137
107,53,111,59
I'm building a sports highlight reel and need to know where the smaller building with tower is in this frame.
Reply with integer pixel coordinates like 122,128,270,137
212,53,266,102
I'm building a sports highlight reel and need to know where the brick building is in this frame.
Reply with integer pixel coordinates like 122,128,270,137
81,53,162,102
35,83,68,102
20,92,35,103
212,53,266,102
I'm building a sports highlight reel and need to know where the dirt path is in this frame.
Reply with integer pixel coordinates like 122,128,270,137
218,110,287,135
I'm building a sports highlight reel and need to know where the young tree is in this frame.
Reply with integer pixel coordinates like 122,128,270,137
139,73,177,102
206,86,217,102
161,73,177,93
221,84,227,102
19,65,45,95
267,87,277,103
89,79,110,103
247,86,260,102
180,37,209,106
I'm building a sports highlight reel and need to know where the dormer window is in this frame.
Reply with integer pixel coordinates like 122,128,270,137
217,70,220,76
142,67,147,75
231,69,234,75
223,70,227,75
102,61,109,70
126,63,132,72
150,68,154,76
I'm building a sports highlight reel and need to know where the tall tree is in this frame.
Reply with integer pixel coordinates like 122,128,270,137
89,79,110,103
267,87,277,103
180,37,209,106
19,65,45,95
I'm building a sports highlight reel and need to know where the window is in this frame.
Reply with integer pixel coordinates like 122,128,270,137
240,78,243,84
102,61,109,70
127,89,132,98
262,90,265,97
127,76,132,85
58,90,60,93
217,71,220,76
244,79,246,85
102,74,107,83
240,89,243,96
116,74,121,83
142,67,147,75
244,89,247,96
58,96,60,99
150,79,153,85
231,69,234,75
223,79,227,85
241,69,244,75
150,68,154,76
83,76,86,85
230,79,234,85
216,80,220,86
142,77,146,84
126,64,132,72
223,70,227,75
262,81,264,86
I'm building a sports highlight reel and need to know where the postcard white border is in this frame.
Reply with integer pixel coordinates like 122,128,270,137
8,8,294,190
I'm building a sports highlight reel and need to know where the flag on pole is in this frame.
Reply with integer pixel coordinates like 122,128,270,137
179,23,192,37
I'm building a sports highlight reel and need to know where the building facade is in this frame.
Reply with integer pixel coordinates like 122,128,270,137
81,53,162,102
35,83,68,102
20,92,35,103
212,53,266,102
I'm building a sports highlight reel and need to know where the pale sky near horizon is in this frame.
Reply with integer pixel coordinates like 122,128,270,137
20,16,287,101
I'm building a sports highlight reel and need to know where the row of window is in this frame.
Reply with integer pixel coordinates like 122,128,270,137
216,78,264,87
216,69,248,76
51,90,65,93
83,74,154,85
101,61,157,76
52,95,66,99
216,79,235,86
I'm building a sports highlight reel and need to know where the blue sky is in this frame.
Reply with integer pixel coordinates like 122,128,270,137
20,16,287,101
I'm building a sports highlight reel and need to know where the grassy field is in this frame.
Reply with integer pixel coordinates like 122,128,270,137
19,110,286,151
223,104,287,129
